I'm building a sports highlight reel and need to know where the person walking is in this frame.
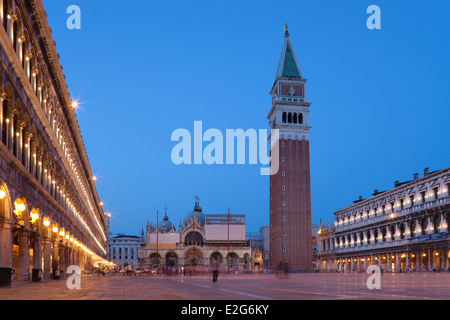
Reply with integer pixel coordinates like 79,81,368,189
212,258,220,283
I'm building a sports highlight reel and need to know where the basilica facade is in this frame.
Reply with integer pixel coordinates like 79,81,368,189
138,200,252,272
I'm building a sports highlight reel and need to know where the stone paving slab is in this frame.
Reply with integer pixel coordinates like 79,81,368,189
0,273,448,301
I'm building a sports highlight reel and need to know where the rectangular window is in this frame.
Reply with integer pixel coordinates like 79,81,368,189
433,187,439,200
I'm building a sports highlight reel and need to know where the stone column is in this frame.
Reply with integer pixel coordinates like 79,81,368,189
69,248,74,266
7,12,17,45
395,253,400,272
17,33,25,64
59,243,66,279
427,249,431,271
0,1,3,27
444,249,449,270
405,252,409,272
405,221,411,239
0,91,5,143
52,240,59,275
31,67,38,93
418,251,423,271
416,218,421,235
42,165,47,190
24,50,32,80
23,131,31,170
394,224,400,241
427,216,433,235
17,229,30,282
6,110,13,151
440,213,447,233
66,246,71,268
32,233,42,281
0,220,12,287
415,252,419,271
36,153,42,184
30,142,37,177
43,238,52,280
15,120,23,162
387,254,391,272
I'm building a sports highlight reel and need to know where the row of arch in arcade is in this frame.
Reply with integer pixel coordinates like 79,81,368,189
147,249,251,270
0,0,101,238
319,248,450,273
0,182,93,286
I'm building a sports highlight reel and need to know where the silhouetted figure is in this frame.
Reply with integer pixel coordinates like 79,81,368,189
212,258,220,283
277,261,284,279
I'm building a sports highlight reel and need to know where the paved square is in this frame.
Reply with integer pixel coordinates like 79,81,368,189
0,273,448,300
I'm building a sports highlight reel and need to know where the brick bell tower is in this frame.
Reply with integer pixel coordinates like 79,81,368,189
267,26,312,271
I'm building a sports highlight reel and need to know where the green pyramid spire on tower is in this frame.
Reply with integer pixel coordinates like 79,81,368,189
275,26,303,79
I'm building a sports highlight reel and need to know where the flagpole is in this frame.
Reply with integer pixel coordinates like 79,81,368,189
192,206,195,266
156,206,159,259
228,208,230,273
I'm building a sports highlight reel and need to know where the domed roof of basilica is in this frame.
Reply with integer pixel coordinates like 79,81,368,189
183,199,205,227
158,210,176,233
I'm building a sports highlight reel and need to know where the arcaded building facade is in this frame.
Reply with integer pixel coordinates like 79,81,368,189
0,0,107,287
318,167,450,272
268,28,312,271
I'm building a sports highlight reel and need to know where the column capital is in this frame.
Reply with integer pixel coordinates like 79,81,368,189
17,33,26,44
0,91,6,102
7,12,18,22
25,50,33,60
0,217,14,229
23,130,32,141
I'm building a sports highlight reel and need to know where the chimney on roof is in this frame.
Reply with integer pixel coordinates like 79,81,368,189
359,196,363,201
395,181,399,187
424,168,430,176
373,189,379,195
413,173,419,180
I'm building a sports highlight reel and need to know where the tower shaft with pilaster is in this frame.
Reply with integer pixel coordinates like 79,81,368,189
268,29,312,271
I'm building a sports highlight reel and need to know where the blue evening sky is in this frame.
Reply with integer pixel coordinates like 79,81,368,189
42,0,450,236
